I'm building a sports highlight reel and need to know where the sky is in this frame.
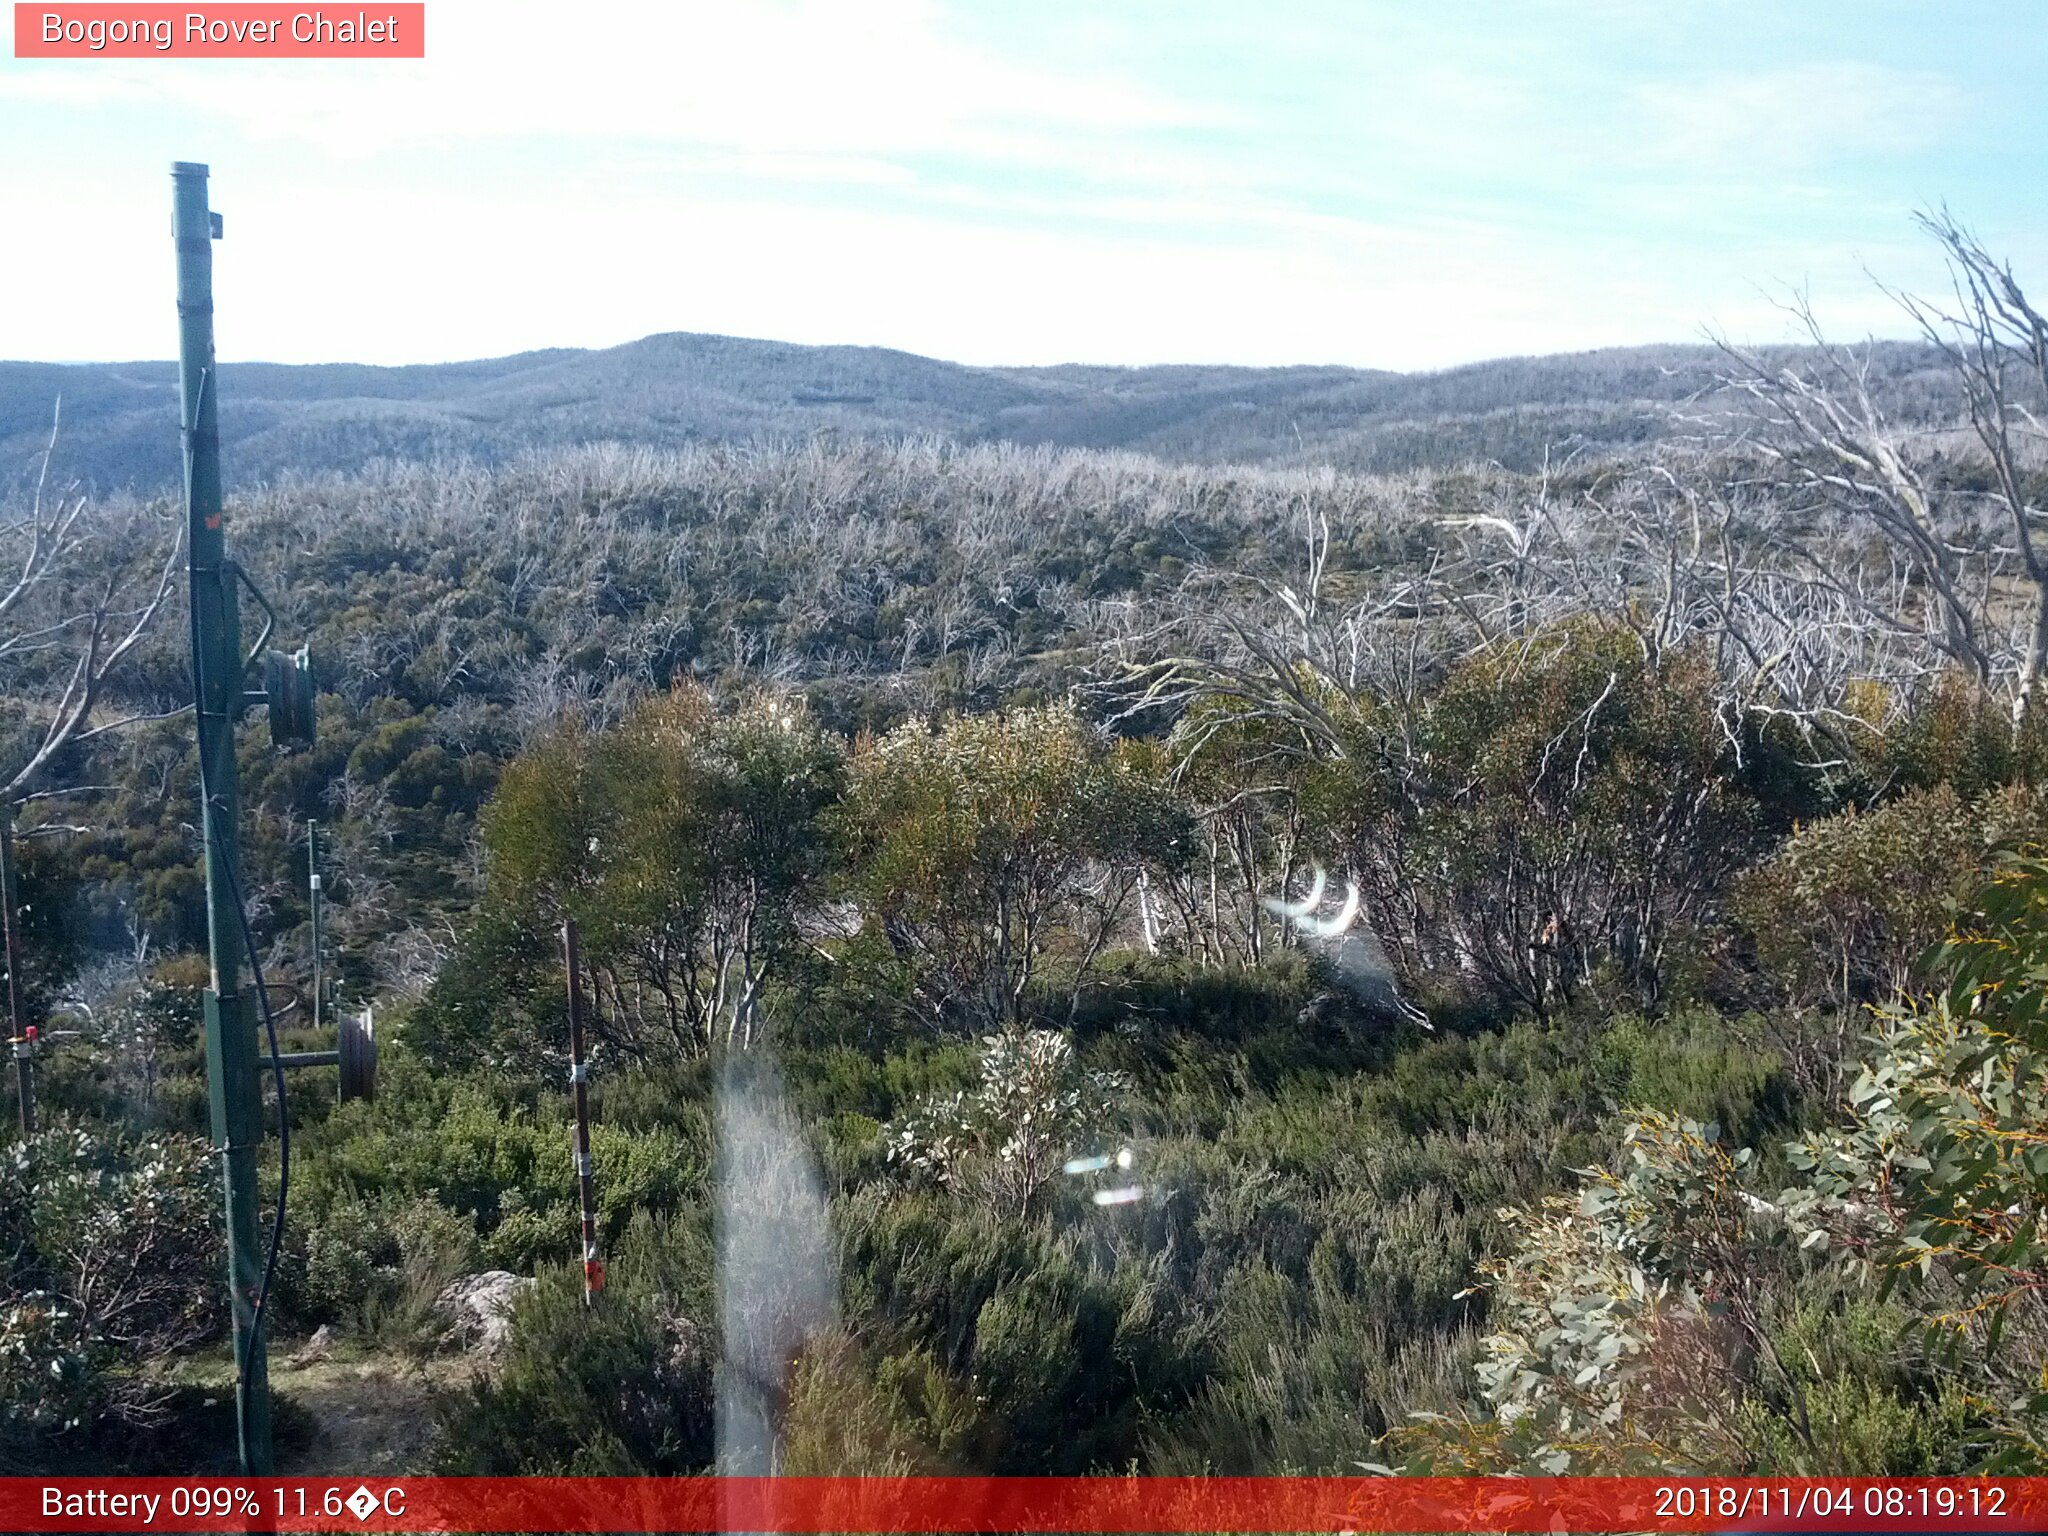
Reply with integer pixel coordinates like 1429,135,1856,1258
2,0,2043,370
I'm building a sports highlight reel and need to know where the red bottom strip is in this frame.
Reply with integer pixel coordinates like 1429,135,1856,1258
9,1475,2048,1534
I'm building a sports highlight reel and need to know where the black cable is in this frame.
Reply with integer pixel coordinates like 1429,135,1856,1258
183,412,291,1400
191,734,292,1401
223,846,289,1380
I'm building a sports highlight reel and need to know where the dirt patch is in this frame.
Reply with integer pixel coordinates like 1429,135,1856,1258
218,1349,480,1475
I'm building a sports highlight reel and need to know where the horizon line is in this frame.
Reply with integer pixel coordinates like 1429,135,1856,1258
0,325,1937,379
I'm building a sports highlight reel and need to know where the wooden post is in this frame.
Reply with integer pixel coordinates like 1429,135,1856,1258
563,920,603,1304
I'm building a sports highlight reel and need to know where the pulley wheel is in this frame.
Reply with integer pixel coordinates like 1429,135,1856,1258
265,646,317,748
338,1007,377,1103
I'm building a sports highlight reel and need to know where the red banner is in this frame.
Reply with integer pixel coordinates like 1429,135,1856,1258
5,1476,2048,1533
13,5,425,58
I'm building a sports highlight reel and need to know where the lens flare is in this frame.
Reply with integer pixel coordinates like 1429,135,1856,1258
1262,867,1431,1030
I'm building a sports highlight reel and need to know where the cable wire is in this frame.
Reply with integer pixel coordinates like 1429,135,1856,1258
224,846,289,1385
183,406,291,1402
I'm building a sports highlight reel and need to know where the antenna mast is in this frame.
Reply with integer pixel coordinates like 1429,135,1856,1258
174,160,272,1475
172,160,328,1474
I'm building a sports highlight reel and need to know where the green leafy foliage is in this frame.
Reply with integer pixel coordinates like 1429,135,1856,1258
0,1121,220,1469
1390,1109,1975,1476
1780,857,2048,1466
283,1194,479,1350
461,686,843,1061
887,1029,1127,1218
1391,859,2048,1476
287,1078,703,1263
1733,783,2048,1011
841,705,1188,1030
435,1214,716,1473
1308,622,1782,1017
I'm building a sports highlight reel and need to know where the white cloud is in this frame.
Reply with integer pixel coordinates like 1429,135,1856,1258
0,174,1913,371
0,6,2029,369
0,0,1218,165
1629,61,1960,172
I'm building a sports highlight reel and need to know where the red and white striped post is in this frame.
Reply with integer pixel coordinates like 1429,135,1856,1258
562,920,604,1304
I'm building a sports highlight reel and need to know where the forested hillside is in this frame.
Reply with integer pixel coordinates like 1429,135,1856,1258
0,332,1957,493
8,217,2048,1479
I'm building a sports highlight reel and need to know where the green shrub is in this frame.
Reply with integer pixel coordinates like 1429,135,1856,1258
481,1206,560,1272
0,1122,220,1471
779,1334,979,1473
888,1029,1126,1219
1744,1293,1976,1474
293,1198,387,1327
1781,856,2048,1469
283,1193,480,1348
1593,1010,1798,1150
1846,673,2048,803
837,1189,1206,1472
839,706,1189,1032
296,1080,701,1244
435,1214,715,1473
1312,622,1780,1017
471,686,844,1060
1730,783,2039,1011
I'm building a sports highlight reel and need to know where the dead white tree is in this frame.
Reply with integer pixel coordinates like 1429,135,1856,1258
1890,206,2048,722
1710,303,1999,699
1708,213,2048,726
0,403,184,805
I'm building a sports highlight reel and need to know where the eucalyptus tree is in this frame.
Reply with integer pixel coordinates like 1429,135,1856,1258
482,685,844,1059
838,704,1189,1032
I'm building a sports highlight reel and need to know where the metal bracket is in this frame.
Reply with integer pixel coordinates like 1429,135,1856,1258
266,1050,339,1070
232,564,278,674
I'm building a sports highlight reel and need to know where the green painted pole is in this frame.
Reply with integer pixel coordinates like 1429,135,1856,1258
174,161,272,1475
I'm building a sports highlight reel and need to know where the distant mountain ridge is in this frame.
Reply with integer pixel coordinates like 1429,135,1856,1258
0,330,1952,495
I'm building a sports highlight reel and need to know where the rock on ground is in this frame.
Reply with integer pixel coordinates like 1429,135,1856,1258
434,1270,535,1356
288,1322,335,1366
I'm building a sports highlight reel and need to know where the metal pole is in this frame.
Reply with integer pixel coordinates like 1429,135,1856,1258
563,920,603,1305
1,810,33,1137
308,820,322,1037
175,160,271,1475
